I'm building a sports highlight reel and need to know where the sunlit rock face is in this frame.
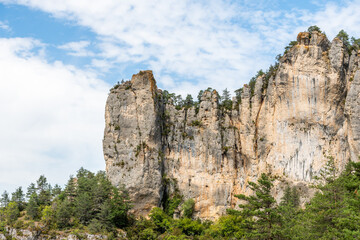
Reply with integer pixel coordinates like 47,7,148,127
103,32,360,219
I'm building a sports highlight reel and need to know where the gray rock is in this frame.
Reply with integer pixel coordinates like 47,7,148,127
103,33,360,219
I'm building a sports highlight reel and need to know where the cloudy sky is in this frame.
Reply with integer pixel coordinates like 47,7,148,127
1,0,360,194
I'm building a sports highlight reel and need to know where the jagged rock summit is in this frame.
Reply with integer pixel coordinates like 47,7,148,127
103,31,360,219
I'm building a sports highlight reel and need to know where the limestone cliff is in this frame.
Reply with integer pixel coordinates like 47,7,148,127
103,31,360,219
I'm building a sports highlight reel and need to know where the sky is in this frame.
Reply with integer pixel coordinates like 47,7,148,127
1,0,360,195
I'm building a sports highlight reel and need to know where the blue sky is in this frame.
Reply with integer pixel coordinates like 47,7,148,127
0,0,360,195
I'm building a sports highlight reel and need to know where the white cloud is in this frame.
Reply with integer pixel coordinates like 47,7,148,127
308,0,360,39
58,40,93,57
0,21,10,31
1,1,360,98
0,37,109,193
90,59,112,72
0,0,271,95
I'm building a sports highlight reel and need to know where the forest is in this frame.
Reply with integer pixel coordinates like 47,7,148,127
1,157,360,239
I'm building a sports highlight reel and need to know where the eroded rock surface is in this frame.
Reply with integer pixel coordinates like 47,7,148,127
103,32,360,219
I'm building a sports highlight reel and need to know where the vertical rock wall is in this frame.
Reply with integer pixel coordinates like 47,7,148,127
103,32,360,219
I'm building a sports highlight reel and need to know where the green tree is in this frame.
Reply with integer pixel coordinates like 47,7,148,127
55,199,72,228
149,207,172,233
197,90,204,103
109,186,131,228
26,193,39,220
300,157,346,238
174,217,204,236
280,185,299,208
284,41,298,54
41,205,54,228
249,77,256,98
162,90,176,105
51,184,62,198
92,171,112,216
173,95,183,110
183,94,194,109
0,191,9,208
337,29,350,47
64,176,77,203
351,37,360,51
206,215,245,239
181,199,195,219
248,70,264,98
36,175,51,206
26,183,36,200
234,87,244,110
229,173,282,239
278,185,300,239
4,202,20,225
11,187,25,211
221,88,233,111
76,192,93,225
308,25,322,33
96,200,113,231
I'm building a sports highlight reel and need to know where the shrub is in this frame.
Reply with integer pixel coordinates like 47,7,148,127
308,25,322,33
181,199,195,219
190,120,202,127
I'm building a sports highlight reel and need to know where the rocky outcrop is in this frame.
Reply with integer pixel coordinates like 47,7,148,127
0,227,110,240
103,31,360,219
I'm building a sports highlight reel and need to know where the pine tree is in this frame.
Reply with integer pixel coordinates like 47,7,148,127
4,202,20,225
234,88,243,105
174,95,183,110
228,173,282,239
197,90,204,103
337,30,350,47
307,25,322,33
92,171,112,215
11,187,25,211
0,191,10,208
51,184,62,198
182,199,195,219
303,157,347,238
36,175,51,206
41,205,54,228
278,185,300,239
76,192,93,225
26,193,39,220
64,176,77,203
183,94,194,109
55,199,72,228
26,183,36,200
97,199,113,231
109,186,131,228
221,88,232,111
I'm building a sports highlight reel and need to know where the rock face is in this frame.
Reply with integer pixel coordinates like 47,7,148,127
103,32,360,219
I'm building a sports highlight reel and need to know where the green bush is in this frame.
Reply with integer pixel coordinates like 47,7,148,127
149,207,172,233
139,228,157,240
5,202,20,225
164,194,182,217
181,199,195,219
175,218,204,236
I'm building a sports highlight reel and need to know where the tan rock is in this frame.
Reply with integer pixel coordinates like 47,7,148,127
103,33,360,219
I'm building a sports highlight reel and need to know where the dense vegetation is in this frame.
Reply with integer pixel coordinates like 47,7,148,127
0,168,131,238
1,158,360,239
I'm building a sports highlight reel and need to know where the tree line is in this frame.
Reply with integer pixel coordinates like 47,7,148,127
0,168,131,238
1,157,360,239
